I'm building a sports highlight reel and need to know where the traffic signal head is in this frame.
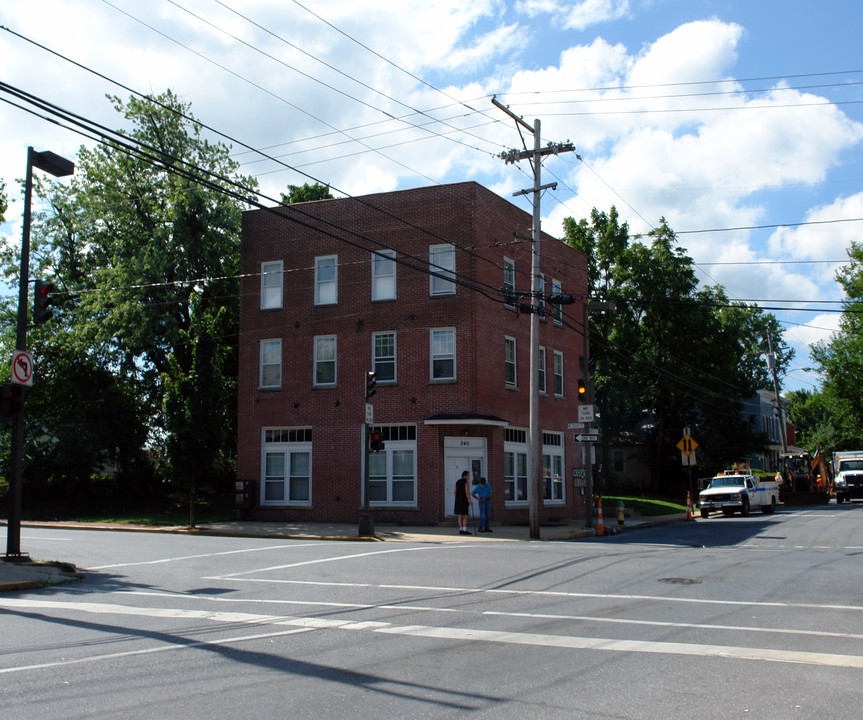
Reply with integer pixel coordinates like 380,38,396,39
366,370,377,400
34,279,55,325
578,378,587,396
368,430,384,453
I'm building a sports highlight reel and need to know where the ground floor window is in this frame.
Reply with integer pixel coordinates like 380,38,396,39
368,424,417,505
504,427,528,504
543,431,564,503
262,428,312,506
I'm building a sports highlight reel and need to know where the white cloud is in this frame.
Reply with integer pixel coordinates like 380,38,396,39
768,192,863,262
517,0,631,30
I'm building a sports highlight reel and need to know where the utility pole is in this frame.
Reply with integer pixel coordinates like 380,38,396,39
766,330,787,455
492,97,575,539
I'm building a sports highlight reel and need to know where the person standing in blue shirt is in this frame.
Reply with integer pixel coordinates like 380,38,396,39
472,477,493,532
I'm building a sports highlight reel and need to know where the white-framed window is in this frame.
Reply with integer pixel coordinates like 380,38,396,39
554,350,564,397
504,336,517,388
262,428,312,506
429,243,455,295
504,427,528,504
503,257,516,306
538,346,547,394
261,261,283,310
543,431,565,503
372,250,396,301
538,275,546,319
373,332,396,383
315,255,337,305
430,328,456,380
551,279,562,325
260,339,281,389
314,335,336,386
367,425,417,505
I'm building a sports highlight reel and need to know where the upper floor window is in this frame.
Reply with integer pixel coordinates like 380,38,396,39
551,279,562,325
261,261,283,310
372,250,396,301
430,328,456,380
504,336,517,388
260,339,282,389
373,332,396,383
553,350,564,397
503,257,516,306
429,244,455,296
314,335,337,386
538,346,547,394
315,256,337,305
538,275,546,319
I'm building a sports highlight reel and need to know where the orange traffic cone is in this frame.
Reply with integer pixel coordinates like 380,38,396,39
597,496,605,536
686,491,693,521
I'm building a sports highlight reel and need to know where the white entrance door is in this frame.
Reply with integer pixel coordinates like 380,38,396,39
444,456,483,516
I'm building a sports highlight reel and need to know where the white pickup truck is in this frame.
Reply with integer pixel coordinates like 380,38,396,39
699,472,780,518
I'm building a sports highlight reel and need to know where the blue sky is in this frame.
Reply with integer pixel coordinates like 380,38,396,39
2,0,862,394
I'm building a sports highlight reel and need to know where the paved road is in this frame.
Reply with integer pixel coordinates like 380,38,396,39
3,504,863,719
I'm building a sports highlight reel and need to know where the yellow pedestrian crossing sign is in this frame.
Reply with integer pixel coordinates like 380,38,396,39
677,434,698,456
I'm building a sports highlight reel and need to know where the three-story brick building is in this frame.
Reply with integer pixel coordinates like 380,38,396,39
237,181,590,526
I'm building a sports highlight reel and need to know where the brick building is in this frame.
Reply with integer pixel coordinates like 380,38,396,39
237,181,590,526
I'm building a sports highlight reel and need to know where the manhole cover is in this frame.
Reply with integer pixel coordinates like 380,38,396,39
658,577,701,585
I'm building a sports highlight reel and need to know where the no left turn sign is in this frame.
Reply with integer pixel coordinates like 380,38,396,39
11,350,34,387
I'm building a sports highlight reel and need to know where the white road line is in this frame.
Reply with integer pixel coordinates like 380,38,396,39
485,610,863,641
204,577,863,612
89,542,330,570
3,598,862,671
0,627,314,675
212,544,447,578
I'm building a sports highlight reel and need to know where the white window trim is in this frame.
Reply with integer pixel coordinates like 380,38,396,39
259,339,282,389
314,255,338,306
366,430,418,507
551,279,563,325
503,257,516,307
430,327,456,381
538,346,547,394
504,429,529,507
553,350,564,397
429,244,456,296
261,261,283,310
372,249,396,301
542,432,566,505
504,336,517,388
373,331,397,384
314,335,337,387
260,429,312,507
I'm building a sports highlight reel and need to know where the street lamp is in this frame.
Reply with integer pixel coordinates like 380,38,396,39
5,147,74,560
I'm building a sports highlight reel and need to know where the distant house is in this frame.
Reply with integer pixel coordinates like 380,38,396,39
237,182,591,526
742,389,800,471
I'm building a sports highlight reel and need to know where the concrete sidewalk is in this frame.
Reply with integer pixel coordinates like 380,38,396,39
2,513,684,591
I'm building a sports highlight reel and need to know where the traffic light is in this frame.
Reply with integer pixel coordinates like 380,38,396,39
578,378,587,396
368,430,384,453
34,279,54,325
366,370,377,400
0,383,24,421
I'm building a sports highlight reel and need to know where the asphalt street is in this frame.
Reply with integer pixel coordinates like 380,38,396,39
2,504,863,719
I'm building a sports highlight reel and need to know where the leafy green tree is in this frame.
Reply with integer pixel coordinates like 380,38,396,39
280,182,333,204
563,209,785,493
1,91,256,517
809,240,863,446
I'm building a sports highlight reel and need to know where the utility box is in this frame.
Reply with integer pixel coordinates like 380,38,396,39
235,479,254,511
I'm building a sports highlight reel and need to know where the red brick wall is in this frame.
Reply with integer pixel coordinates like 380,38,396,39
238,182,588,525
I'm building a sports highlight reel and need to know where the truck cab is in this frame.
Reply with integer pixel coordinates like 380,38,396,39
699,472,780,518
833,452,863,503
